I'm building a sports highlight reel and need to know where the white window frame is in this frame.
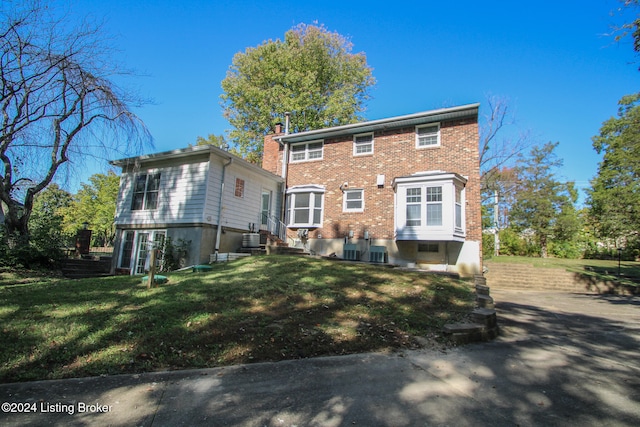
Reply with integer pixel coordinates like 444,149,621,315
119,229,166,275
393,172,467,241
425,186,443,226
131,172,161,211
415,123,441,148
405,187,422,226
286,185,325,228
353,133,374,156
290,140,324,163
455,185,463,231
343,189,364,212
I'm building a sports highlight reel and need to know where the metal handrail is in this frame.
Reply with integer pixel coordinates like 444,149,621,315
259,213,287,242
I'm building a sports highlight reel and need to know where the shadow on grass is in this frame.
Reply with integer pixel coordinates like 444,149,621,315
0,256,474,383
2,290,638,426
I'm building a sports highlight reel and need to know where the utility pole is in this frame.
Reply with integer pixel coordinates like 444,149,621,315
494,190,500,257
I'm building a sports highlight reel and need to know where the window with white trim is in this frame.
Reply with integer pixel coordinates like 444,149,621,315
394,172,467,240
416,124,440,148
290,141,323,162
343,189,364,212
426,186,443,226
286,187,324,227
406,188,421,226
455,186,463,229
353,133,373,156
131,172,161,210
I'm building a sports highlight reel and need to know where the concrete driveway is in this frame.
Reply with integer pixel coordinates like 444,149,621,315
1,289,639,426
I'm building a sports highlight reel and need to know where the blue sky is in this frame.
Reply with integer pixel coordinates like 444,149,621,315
59,0,638,203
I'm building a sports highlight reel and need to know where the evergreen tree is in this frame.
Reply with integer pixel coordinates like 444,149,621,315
510,142,579,257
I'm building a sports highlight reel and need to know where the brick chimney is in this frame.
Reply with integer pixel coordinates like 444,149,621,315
263,125,284,176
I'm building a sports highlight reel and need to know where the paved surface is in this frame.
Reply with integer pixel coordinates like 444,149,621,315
1,290,639,426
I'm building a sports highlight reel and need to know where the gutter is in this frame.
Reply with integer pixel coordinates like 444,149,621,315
214,156,233,260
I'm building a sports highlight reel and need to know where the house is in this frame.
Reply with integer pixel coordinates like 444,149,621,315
110,145,284,274
262,103,482,276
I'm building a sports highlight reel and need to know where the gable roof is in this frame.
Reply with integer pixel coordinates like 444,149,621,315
110,145,284,182
279,103,479,143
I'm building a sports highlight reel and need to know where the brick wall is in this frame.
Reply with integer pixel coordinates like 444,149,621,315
264,118,480,246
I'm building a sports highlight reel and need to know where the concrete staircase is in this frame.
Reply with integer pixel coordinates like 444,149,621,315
483,261,631,293
443,275,499,344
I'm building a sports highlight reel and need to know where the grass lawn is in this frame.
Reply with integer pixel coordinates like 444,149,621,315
0,256,474,383
486,256,640,288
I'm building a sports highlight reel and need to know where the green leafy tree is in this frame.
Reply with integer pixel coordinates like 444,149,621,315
196,134,227,148
510,142,579,257
587,93,640,246
221,23,375,159
61,172,120,246
28,183,72,260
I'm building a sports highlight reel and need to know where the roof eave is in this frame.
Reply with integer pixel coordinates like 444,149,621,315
280,103,479,143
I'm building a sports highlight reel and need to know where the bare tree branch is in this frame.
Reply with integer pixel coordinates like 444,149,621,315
0,1,151,242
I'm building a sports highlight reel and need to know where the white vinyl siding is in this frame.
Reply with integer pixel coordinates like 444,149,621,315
416,124,440,148
116,161,209,226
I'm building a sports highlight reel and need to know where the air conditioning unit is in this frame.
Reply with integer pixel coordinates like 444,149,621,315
369,246,387,263
343,244,360,261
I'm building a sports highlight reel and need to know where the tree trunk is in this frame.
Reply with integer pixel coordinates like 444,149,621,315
540,234,548,258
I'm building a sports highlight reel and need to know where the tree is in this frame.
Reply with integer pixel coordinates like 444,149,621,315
221,23,375,159
610,0,640,67
195,134,228,149
509,142,578,257
61,171,120,246
0,1,149,247
28,183,72,258
587,93,640,245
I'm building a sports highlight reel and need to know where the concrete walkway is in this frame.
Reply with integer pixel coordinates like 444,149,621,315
1,290,639,426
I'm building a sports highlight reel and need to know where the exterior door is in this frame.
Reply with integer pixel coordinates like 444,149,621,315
131,230,166,275
261,190,272,225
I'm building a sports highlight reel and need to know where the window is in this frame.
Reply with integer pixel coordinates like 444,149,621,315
286,186,324,227
393,172,467,241
426,186,443,226
131,172,161,210
406,188,421,226
416,124,440,148
353,133,373,156
119,231,135,269
235,178,245,198
343,189,364,212
290,141,323,162
455,187,463,229
418,243,440,253
119,230,166,274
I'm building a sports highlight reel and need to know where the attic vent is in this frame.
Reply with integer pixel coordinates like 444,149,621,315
343,244,360,261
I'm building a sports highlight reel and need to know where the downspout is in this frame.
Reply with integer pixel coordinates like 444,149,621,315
279,112,291,237
214,157,233,261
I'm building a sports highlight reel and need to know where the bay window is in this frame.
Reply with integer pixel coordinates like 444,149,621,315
393,172,467,241
286,185,325,227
